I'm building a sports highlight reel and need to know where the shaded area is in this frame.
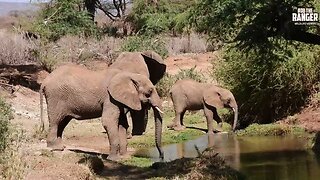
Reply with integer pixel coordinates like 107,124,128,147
239,150,320,180
0,64,45,91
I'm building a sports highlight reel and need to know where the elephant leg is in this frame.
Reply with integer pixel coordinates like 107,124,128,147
102,102,121,161
168,109,186,131
119,111,129,156
174,110,186,131
212,108,223,132
203,105,216,134
47,114,66,151
57,116,72,138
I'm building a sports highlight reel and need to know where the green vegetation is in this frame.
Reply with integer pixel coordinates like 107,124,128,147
0,98,26,179
236,123,306,137
0,98,12,153
129,0,194,36
190,0,320,125
32,0,100,42
121,156,153,168
215,44,320,125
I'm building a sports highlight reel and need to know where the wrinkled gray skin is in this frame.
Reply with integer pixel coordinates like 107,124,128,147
167,79,238,133
40,51,166,161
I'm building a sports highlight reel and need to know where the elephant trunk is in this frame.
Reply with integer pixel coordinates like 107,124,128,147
153,106,164,159
232,106,238,132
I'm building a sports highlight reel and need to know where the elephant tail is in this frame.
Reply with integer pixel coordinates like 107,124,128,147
39,85,45,132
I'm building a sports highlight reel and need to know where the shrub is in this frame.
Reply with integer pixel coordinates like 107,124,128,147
0,98,27,179
37,35,121,72
32,0,100,42
121,35,168,58
0,30,38,65
0,98,12,152
215,42,320,126
156,67,205,97
129,0,194,36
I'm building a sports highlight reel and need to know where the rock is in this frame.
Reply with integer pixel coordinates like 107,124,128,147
312,131,320,154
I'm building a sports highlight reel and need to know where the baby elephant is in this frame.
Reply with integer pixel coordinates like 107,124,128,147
167,79,238,133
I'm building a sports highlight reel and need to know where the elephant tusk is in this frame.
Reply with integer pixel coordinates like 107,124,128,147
155,106,164,114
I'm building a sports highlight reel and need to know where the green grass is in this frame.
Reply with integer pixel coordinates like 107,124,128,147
121,156,153,168
236,123,307,137
128,108,234,148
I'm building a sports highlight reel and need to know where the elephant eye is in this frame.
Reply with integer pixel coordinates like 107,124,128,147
145,88,153,98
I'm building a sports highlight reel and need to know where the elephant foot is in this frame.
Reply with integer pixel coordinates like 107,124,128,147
127,133,133,139
120,153,131,160
107,154,121,161
47,138,65,151
173,125,186,131
167,122,177,129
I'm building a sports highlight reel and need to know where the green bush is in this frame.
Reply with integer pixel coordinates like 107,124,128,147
32,0,100,42
129,0,194,36
156,67,206,97
121,35,168,58
0,98,27,179
0,98,12,153
215,42,320,126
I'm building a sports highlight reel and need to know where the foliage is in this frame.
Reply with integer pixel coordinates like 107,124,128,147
0,98,11,153
32,0,100,42
156,67,206,97
236,123,305,136
215,43,320,124
129,0,194,36
190,0,320,47
121,35,168,58
190,0,320,124
0,98,26,179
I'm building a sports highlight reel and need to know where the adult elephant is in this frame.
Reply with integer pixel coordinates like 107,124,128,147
40,51,166,158
109,51,166,136
40,65,164,161
167,79,238,133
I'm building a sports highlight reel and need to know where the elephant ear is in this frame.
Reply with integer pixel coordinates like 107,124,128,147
203,87,224,109
141,51,166,85
108,73,142,111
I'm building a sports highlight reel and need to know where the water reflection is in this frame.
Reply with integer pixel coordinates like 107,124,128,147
135,133,320,180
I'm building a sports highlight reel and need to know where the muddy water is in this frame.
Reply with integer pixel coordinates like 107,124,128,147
135,133,320,180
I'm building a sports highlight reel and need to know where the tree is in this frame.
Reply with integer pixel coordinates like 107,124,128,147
83,0,131,22
190,0,320,47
